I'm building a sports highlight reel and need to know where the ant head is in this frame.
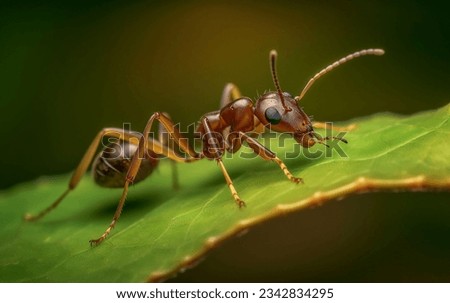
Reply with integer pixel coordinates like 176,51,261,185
254,50,316,148
255,48,385,148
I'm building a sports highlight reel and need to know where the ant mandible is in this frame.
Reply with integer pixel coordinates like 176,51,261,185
25,48,385,245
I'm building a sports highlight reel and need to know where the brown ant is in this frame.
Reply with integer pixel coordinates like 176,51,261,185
25,48,385,245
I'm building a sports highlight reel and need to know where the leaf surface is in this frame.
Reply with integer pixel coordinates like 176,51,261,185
0,105,449,282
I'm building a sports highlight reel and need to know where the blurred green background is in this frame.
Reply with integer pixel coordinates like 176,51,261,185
1,0,449,281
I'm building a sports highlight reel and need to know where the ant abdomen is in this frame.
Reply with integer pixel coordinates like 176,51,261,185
92,141,158,188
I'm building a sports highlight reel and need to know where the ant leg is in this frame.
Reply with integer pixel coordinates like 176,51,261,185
159,112,179,190
24,128,142,222
239,131,303,184
220,83,242,108
152,113,200,159
313,121,356,132
201,116,245,207
90,112,201,246
87,138,194,246
217,159,245,208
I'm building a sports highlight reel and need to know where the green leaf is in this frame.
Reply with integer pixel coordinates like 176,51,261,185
1,104,449,282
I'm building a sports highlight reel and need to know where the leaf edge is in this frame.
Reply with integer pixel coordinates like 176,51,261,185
147,175,450,282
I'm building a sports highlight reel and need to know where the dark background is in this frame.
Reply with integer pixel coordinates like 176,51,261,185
1,0,449,281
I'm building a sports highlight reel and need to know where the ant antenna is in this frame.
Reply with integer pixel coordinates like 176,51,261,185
296,48,385,102
312,132,348,146
270,50,291,112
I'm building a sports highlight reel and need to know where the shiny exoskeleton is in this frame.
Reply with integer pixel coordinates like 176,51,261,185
92,141,158,188
25,48,385,246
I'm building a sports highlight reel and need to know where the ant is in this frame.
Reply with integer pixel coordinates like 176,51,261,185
25,48,385,246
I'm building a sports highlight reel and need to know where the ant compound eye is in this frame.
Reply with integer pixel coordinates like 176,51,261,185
265,107,282,125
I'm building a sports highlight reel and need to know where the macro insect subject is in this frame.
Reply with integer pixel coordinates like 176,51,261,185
25,48,385,245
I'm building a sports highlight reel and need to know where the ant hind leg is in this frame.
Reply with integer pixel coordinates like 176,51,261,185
90,112,202,246
24,128,142,222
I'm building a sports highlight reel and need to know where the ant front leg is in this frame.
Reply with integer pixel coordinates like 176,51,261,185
89,112,202,246
24,128,142,222
201,116,245,208
238,132,303,184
